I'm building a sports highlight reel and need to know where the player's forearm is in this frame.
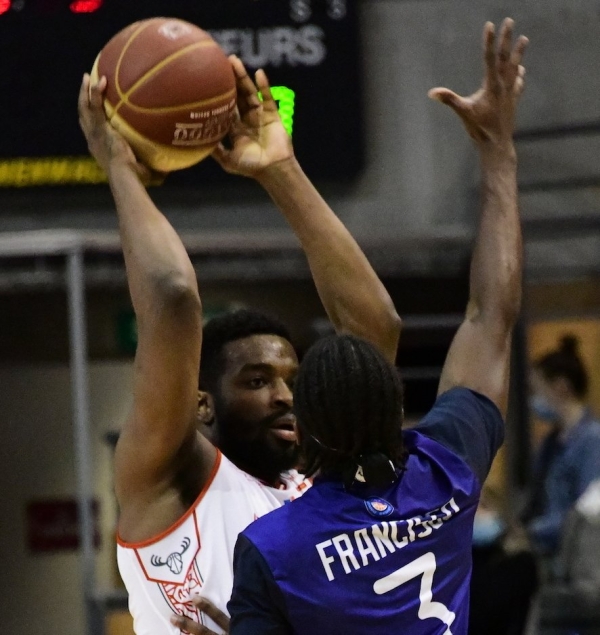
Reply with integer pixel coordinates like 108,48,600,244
468,143,522,328
108,163,200,312
258,158,400,361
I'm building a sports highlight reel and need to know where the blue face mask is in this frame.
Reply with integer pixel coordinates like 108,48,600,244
472,513,505,547
529,394,561,424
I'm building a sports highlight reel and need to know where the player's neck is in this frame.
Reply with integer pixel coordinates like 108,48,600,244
262,475,286,488
226,452,286,487
249,466,286,488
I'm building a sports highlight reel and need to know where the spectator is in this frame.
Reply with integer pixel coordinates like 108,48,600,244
523,335,600,557
469,486,538,635
536,478,600,633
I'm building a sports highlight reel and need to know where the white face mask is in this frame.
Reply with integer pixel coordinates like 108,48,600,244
529,394,561,424
472,512,505,547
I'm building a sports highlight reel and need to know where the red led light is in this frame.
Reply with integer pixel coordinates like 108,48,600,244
0,0,11,16
70,0,103,13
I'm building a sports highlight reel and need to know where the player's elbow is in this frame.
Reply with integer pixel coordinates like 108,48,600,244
471,269,522,329
496,275,522,328
384,309,402,345
468,287,521,331
500,294,522,328
497,256,523,325
366,307,402,362
151,271,201,311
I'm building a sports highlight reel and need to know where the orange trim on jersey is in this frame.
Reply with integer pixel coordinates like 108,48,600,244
132,513,202,585
117,449,222,549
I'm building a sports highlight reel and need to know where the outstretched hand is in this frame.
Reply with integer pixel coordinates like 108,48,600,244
212,56,294,177
77,74,163,185
428,19,528,147
169,596,230,635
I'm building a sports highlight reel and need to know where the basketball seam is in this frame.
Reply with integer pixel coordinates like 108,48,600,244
119,87,236,115
114,40,219,115
114,20,156,103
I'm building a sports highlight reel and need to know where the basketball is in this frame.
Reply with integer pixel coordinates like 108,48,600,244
90,18,236,173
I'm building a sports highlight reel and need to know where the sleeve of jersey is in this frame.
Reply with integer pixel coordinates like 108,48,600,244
228,534,293,635
415,387,505,484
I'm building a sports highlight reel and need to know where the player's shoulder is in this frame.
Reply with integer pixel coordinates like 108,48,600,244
203,451,267,497
426,386,501,418
215,451,260,482
243,482,313,539
418,387,503,433
241,507,291,556
412,387,505,485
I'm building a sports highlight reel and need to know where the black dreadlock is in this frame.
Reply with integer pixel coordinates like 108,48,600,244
535,334,588,399
294,334,404,486
199,309,292,395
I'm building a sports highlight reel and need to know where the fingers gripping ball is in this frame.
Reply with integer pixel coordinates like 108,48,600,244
91,18,236,172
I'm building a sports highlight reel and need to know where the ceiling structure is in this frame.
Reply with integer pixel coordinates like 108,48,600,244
0,0,598,284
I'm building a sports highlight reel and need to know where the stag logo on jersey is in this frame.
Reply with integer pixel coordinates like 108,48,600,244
150,537,191,574
158,21,193,41
365,497,394,518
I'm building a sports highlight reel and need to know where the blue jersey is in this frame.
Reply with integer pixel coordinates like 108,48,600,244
228,388,504,635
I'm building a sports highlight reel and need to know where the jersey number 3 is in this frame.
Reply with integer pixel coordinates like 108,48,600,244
374,552,456,634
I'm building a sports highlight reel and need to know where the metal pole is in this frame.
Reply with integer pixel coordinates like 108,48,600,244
67,249,102,635
510,319,532,491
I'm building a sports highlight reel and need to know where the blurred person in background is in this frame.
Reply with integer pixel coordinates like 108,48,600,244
523,335,600,559
469,486,538,635
535,478,600,634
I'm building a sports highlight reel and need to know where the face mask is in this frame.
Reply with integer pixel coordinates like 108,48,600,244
529,394,561,424
472,513,505,547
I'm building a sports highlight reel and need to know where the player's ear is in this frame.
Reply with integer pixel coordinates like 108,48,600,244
197,390,215,426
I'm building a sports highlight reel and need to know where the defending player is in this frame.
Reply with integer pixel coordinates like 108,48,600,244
77,56,400,633
220,18,527,635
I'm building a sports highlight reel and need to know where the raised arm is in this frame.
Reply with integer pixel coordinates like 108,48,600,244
78,76,213,535
213,58,400,363
430,19,528,417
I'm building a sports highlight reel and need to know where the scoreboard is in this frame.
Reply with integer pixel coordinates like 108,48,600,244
0,0,364,187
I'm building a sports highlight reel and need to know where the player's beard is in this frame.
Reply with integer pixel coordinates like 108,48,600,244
214,410,301,484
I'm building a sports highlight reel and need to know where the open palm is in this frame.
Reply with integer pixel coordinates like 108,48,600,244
429,19,528,145
213,56,294,177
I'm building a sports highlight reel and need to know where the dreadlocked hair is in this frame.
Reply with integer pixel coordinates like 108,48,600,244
535,335,588,399
294,334,405,486
199,309,292,395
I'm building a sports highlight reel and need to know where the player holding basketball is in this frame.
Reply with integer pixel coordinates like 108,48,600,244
173,18,525,635
78,54,400,634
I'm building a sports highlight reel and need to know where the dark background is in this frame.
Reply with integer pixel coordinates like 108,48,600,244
0,0,364,186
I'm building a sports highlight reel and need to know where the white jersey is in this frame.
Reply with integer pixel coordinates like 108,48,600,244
117,451,310,634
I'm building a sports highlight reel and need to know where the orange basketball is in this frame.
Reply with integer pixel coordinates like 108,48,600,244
91,18,236,172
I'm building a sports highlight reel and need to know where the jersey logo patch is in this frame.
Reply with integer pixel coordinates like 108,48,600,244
150,537,190,574
365,497,394,518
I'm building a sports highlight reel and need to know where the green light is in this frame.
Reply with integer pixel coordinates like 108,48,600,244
259,86,296,136
0,86,297,186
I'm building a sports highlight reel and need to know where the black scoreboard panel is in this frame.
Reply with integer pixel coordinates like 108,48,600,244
0,0,363,187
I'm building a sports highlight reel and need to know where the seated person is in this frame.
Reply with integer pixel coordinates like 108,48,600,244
538,478,600,631
524,335,600,557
